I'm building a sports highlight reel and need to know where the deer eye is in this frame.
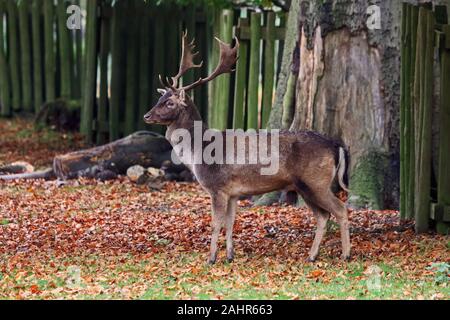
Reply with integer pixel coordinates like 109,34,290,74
167,102,175,109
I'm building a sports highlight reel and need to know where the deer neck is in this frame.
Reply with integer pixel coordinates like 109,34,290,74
166,99,207,144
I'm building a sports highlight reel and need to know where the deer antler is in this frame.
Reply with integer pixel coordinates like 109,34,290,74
169,31,204,89
180,37,239,92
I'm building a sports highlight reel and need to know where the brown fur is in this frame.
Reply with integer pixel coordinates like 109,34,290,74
145,92,351,264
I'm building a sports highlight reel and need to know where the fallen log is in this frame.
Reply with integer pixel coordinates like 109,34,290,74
0,131,185,181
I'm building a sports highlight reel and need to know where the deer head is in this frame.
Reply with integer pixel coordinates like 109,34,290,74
144,32,239,125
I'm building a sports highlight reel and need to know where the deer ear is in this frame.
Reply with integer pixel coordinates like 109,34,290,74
179,89,187,107
157,88,167,96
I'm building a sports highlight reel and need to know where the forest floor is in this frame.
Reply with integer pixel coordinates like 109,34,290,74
0,118,449,300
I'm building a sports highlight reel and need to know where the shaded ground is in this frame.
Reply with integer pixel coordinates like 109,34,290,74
0,118,448,299
0,118,85,169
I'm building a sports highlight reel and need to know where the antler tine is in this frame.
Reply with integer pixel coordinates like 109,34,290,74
159,74,167,88
170,31,204,89
181,36,240,92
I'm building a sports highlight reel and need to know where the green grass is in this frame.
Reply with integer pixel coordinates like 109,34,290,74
1,252,447,300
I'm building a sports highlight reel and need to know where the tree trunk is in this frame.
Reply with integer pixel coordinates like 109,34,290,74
270,0,403,209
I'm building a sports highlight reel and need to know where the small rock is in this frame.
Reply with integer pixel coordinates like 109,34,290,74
147,167,162,177
12,161,34,173
136,174,149,185
127,165,145,182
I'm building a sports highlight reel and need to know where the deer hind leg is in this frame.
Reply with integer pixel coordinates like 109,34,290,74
225,197,238,263
209,192,229,265
312,191,351,261
302,198,330,262
295,180,351,261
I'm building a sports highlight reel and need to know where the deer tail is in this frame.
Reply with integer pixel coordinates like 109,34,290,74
336,147,350,193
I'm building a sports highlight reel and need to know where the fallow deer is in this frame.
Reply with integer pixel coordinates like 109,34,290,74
144,33,351,264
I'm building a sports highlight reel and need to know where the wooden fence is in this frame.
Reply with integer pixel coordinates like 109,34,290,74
0,0,83,116
400,2,450,234
0,0,286,144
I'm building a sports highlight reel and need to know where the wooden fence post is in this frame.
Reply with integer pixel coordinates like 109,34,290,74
110,0,126,141
31,0,43,112
400,3,407,219
437,25,450,233
0,0,11,116
138,2,151,131
194,14,209,120
261,12,275,128
124,0,139,136
18,0,33,112
207,8,220,127
233,17,249,130
7,0,21,111
414,8,434,233
150,6,169,132
247,11,261,129
214,9,234,130
57,0,73,100
183,5,196,90
44,0,55,102
407,5,419,220
73,0,82,99
97,1,111,144
80,0,99,142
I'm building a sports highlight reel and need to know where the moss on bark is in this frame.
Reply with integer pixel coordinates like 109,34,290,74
348,151,390,210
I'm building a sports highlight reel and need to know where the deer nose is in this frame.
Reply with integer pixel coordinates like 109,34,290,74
144,112,153,122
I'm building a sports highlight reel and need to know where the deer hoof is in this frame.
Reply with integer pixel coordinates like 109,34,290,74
306,256,316,263
208,256,217,265
341,254,351,262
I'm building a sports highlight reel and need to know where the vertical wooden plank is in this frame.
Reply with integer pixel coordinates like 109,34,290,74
57,0,73,99
80,0,99,142
166,5,180,79
43,0,55,102
109,0,126,140
124,0,139,136
415,8,434,233
0,0,11,116
138,2,151,131
149,6,166,134
214,9,234,130
437,26,450,226
18,0,32,112
407,5,419,220
31,0,43,112
262,12,275,128
247,11,261,129
233,17,249,130
7,0,20,110
400,3,408,220
97,2,111,144
413,7,424,226
195,15,208,120
207,8,220,127
183,5,196,90
73,0,82,99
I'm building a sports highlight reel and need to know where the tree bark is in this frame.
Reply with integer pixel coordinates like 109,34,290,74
271,0,404,209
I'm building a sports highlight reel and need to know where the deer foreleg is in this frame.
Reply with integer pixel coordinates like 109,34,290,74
209,192,229,265
225,197,238,263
